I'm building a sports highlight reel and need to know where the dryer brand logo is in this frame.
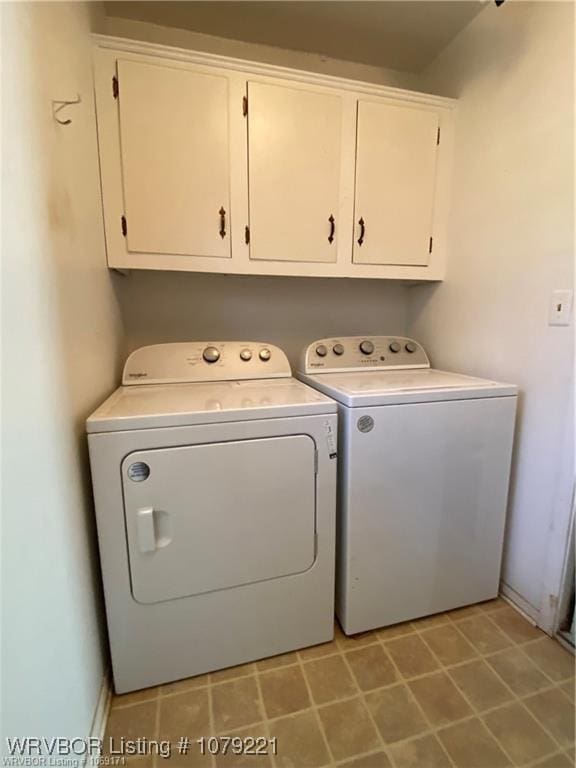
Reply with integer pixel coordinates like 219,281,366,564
128,462,150,482
357,416,374,433
128,371,148,379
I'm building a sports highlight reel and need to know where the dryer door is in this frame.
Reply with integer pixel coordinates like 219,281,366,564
122,435,316,604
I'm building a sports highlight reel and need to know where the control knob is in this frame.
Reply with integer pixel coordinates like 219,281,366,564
240,349,252,361
259,348,271,361
405,341,418,354
359,340,374,355
315,345,328,357
333,343,344,356
389,341,401,353
203,346,220,363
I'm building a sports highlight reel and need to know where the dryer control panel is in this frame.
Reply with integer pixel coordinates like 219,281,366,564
299,337,430,374
123,342,292,385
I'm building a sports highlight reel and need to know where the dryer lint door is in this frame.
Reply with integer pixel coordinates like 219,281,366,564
122,435,317,604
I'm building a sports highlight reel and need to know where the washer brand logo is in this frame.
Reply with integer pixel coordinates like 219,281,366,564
357,415,374,433
128,372,148,379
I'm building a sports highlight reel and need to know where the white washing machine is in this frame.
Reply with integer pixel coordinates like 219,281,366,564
87,341,337,693
298,336,517,635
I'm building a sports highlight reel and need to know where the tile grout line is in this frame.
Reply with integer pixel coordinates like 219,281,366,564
112,658,572,761
232,630,464,767
423,612,572,731
292,645,337,768
412,611,572,764
112,633,571,714
251,662,274,768
212,670,571,756
206,676,216,768
111,659,572,725
407,605,573,690
367,626,459,768
336,624,461,767
414,613,526,767
336,628,398,768
364,608,573,764
482,606,548,650
152,696,161,768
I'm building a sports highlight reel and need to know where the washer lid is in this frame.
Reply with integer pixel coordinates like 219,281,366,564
87,378,336,433
298,369,518,407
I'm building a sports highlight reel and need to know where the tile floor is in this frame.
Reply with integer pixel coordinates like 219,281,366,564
105,599,575,768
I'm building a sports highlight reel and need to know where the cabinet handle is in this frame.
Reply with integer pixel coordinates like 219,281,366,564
328,215,335,244
358,217,365,246
219,207,226,239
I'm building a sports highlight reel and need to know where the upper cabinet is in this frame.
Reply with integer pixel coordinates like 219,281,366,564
94,38,455,280
247,81,342,264
353,101,440,267
116,60,231,259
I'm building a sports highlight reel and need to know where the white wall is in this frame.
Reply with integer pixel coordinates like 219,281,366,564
408,1,574,624
118,272,407,368
1,1,124,744
100,15,421,91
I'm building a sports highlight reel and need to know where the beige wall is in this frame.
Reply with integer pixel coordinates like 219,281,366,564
100,15,421,90
1,1,124,742
408,1,574,624
118,272,407,368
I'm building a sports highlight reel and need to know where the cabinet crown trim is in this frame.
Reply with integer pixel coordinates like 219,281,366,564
92,33,456,110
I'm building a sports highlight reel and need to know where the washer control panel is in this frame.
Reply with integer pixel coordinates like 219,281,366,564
300,337,430,373
123,342,291,385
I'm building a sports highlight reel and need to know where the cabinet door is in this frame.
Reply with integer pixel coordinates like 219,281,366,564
117,60,231,258
247,81,341,263
353,101,439,267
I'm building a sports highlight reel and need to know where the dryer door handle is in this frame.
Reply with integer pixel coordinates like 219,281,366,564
137,507,156,553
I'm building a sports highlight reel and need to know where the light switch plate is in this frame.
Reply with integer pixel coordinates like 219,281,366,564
548,289,573,326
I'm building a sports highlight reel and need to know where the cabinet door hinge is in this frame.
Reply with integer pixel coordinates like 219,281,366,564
437,126,441,145
429,236,433,254
245,225,250,244
314,449,318,475
112,75,119,99
121,215,127,237
242,95,248,117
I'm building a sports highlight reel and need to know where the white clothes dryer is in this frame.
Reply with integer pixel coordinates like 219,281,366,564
87,341,337,692
298,336,517,635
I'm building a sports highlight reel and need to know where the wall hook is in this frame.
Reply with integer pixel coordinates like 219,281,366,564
52,94,81,125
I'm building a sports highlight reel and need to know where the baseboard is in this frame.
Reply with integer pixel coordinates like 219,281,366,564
91,669,112,742
500,583,540,626
556,631,576,655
